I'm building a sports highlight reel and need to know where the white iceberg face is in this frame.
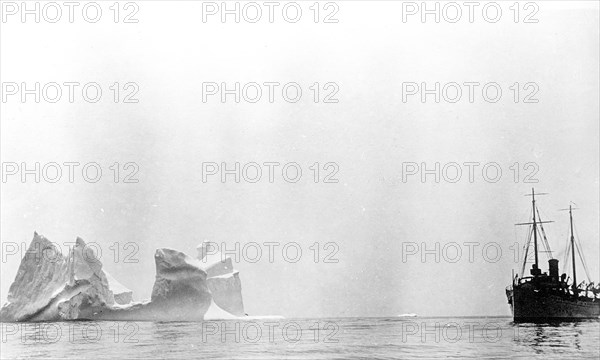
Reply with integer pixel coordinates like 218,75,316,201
207,272,245,316
197,241,246,317
103,270,133,305
204,299,239,320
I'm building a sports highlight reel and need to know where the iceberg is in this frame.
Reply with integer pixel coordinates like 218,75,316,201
0,233,246,322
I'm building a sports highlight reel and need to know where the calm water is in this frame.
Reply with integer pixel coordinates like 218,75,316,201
1,317,599,359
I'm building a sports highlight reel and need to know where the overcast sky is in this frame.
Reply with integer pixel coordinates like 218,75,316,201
1,1,598,317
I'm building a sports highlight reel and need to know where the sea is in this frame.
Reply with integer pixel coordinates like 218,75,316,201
1,317,599,359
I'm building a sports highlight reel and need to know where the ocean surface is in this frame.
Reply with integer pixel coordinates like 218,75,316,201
1,317,599,359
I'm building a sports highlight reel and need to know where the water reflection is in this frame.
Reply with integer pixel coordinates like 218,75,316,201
2,318,598,359
151,321,190,342
511,320,594,354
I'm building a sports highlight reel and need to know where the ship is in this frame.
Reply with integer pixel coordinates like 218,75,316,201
505,189,600,322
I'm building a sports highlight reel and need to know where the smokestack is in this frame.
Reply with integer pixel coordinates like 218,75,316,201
548,259,559,280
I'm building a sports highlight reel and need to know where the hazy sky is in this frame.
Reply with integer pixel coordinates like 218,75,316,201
1,1,598,317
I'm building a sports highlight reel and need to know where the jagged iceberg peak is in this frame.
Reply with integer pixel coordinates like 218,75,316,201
68,237,132,305
196,241,214,260
25,231,64,264
0,232,70,321
30,231,52,248
0,233,127,321
70,236,105,282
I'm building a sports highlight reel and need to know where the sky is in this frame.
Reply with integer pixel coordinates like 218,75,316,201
1,1,599,318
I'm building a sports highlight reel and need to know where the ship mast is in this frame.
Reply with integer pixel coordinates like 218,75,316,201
531,188,539,268
569,205,577,293
515,188,552,276
516,188,552,276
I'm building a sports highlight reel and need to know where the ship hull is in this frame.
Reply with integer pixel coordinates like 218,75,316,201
510,286,600,322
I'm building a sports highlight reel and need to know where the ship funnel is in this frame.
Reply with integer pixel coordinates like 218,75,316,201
548,259,559,280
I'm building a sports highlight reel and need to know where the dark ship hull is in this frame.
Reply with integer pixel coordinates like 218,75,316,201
507,286,600,322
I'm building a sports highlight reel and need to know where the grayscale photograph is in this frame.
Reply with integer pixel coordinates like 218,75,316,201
0,1,599,359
